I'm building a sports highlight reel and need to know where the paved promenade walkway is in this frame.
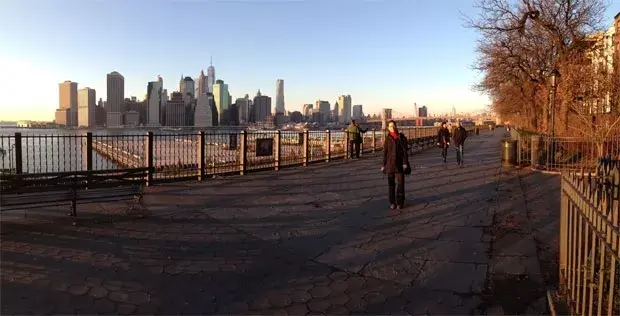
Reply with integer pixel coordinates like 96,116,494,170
1,129,560,315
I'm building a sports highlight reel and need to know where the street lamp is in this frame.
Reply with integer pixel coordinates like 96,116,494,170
547,69,560,170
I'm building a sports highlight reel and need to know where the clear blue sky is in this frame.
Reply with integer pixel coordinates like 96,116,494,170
0,0,618,121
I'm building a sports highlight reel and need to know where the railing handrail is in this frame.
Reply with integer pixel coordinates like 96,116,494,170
0,126,481,181
559,166,620,315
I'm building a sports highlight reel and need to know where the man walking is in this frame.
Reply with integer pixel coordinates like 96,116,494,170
346,120,367,159
436,122,451,163
452,121,468,166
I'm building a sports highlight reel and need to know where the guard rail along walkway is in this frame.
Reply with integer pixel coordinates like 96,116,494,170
554,159,620,315
0,126,477,186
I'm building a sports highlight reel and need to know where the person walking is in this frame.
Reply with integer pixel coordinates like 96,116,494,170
381,120,411,210
436,122,451,163
452,121,468,166
346,120,367,159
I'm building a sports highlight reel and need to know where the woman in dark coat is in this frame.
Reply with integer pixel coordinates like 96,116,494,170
381,120,410,209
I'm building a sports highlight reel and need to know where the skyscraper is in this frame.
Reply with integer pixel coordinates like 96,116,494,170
106,71,125,127
418,106,428,118
302,104,313,118
180,76,195,99
352,104,364,120
253,90,272,123
197,70,208,95
194,92,213,128
236,95,251,124
315,100,331,124
58,80,78,126
147,76,163,126
413,103,419,118
275,79,285,114
207,57,215,93
338,95,352,123
77,87,96,128
166,92,186,127
212,79,230,125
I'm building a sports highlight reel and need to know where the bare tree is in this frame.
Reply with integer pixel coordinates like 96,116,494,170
466,0,609,135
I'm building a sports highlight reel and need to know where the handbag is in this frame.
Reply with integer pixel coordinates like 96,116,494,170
398,136,412,175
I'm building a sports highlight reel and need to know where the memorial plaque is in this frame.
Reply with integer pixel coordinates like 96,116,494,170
256,138,274,157
229,134,237,150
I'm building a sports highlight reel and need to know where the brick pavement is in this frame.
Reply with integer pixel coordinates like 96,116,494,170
1,129,558,315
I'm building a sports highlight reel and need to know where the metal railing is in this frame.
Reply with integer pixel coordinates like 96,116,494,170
559,160,620,315
0,126,478,183
511,129,620,172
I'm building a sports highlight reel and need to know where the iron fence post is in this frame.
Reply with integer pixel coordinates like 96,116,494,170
198,131,205,181
325,130,330,162
274,130,281,171
86,132,93,187
145,132,154,186
302,130,309,167
240,130,247,175
345,130,350,159
516,134,521,166
559,180,569,290
14,132,22,174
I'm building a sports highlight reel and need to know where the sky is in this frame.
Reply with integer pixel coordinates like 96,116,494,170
0,0,618,122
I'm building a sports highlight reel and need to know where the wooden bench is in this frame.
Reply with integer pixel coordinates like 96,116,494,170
0,168,148,223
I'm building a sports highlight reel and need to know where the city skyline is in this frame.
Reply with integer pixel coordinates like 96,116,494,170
0,0,619,121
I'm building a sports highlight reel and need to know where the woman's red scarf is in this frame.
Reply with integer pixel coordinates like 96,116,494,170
389,130,399,140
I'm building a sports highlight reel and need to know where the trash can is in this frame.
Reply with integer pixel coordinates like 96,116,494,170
501,138,517,168
475,127,480,135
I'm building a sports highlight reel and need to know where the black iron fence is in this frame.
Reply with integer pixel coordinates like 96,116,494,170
558,159,620,315
510,129,620,172
0,126,479,183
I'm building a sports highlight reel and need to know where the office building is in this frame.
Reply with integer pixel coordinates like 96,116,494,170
55,108,71,126
338,95,352,123
58,80,78,126
236,95,251,124
106,71,125,127
124,111,140,127
352,104,364,120
418,106,428,118
180,76,195,99
165,92,186,127
194,93,213,128
252,90,271,123
77,87,96,128
275,79,285,113
302,104,313,118
212,79,230,125
333,102,339,122
146,76,163,126
197,70,208,95
315,100,330,123
124,98,146,125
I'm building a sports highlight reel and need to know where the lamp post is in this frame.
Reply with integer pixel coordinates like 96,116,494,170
547,69,560,170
